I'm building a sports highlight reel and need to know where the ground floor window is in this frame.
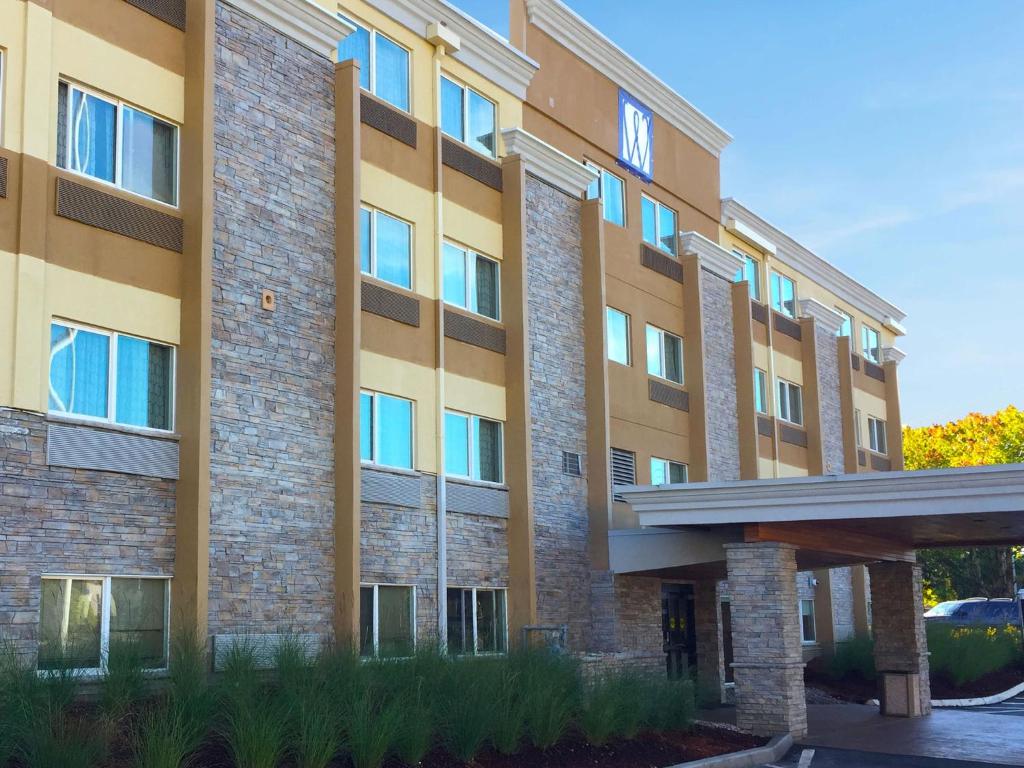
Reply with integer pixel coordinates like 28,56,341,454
446,587,507,655
38,576,168,672
800,598,816,644
359,584,415,658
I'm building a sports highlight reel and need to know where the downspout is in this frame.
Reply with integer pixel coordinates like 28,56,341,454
763,251,781,479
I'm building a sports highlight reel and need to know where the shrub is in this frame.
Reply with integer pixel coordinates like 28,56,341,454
132,704,193,768
19,716,105,768
490,661,527,755
436,657,497,761
518,650,579,750
578,676,624,746
643,677,697,733
291,691,338,768
168,628,213,757
828,634,876,682
927,623,1022,686
343,690,398,768
222,696,287,768
101,640,147,721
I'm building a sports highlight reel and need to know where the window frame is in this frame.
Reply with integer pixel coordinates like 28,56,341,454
776,378,803,426
733,250,762,301
836,308,853,338
444,410,504,485
650,457,688,485
645,324,684,385
47,319,176,433
359,583,417,659
799,598,817,644
38,574,170,675
359,389,415,470
59,79,180,208
360,204,413,290
584,161,626,227
442,240,501,321
446,586,509,656
754,368,768,415
338,15,412,113
861,324,881,364
770,271,797,318
868,416,887,455
855,408,863,448
439,74,498,158
606,306,631,366
640,194,678,256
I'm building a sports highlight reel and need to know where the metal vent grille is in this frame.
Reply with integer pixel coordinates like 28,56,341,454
756,415,775,438
125,0,186,30
610,447,636,501
773,312,803,341
864,360,886,383
851,353,862,371
778,423,808,448
361,467,422,508
640,244,683,284
360,93,417,148
441,138,503,191
443,310,506,354
47,422,179,479
870,453,892,472
648,378,689,412
55,177,184,252
562,451,582,477
858,449,867,467
446,479,509,518
0,155,7,199
750,300,768,326
361,280,420,327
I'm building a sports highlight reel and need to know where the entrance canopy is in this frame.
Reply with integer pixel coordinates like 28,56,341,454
614,464,1024,575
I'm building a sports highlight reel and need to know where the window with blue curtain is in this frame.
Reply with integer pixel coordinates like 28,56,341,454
48,324,109,419
377,394,413,469
374,210,411,289
121,106,178,206
443,243,467,308
374,35,409,111
115,336,172,430
440,77,464,142
67,86,117,184
445,412,470,477
359,208,372,274
338,17,371,90
359,392,373,461
467,89,496,157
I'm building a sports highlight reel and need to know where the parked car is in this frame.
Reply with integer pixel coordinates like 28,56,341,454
925,597,1022,626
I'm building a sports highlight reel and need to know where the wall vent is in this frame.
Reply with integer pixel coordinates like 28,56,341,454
562,451,582,477
610,447,636,501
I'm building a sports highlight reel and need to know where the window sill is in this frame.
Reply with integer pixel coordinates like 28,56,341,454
58,165,179,212
445,476,508,492
649,374,685,388
442,303,504,329
361,462,419,478
643,240,678,259
47,413,179,441
360,273,414,296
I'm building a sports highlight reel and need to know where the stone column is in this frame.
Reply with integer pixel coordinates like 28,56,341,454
867,561,931,716
725,542,807,737
694,580,725,704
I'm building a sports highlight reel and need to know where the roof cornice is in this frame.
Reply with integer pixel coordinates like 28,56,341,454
882,346,906,366
225,0,353,58
523,0,731,158
680,231,744,281
721,198,907,334
501,128,597,196
370,0,538,99
799,297,844,335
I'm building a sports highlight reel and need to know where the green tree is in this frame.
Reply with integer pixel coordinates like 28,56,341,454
903,406,1024,604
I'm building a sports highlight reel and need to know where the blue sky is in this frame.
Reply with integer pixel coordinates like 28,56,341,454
454,0,1024,427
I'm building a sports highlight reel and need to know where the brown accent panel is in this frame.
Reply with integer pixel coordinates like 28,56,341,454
751,299,768,325
445,337,505,386
757,415,775,439
640,243,684,283
360,279,420,327
858,449,867,467
361,120,434,192
779,422,808,448
125,0,186,30
799,317,825,476
55,176,183,252
732,281,758,480
0,155,7,199
773,311,802,341
884,360,905,470
864,360,886,382
443,307,506,354
648,378,689,412
757,433,775,460
870,453,892,472
360,93,416,148
443,165,502,224
441,137,503,192
851,353,861,371
361,306,435,369
681,255,709,481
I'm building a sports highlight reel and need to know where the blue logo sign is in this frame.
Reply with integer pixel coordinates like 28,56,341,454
618,89,653,182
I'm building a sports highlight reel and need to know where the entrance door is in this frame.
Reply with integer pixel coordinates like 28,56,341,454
661,584,695,678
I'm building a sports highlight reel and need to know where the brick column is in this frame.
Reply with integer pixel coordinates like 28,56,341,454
725,542,807,737
867,561,931,716
694,580,725,704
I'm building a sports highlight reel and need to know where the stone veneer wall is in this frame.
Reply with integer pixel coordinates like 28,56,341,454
523,175,591,650
699,272,741,481
209,3,336,637
813,324,845,474
830,567,855,642
0,409,176,656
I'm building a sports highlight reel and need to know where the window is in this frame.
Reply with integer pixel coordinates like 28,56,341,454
800,599,816,644
48,321,174,431
445,411,503,483
440,75,496,157
360,391,413,469
754,368,768,415
584,163,625,227
650,457,687,485
57,81,178,205
861,324,881,364
38,576,168,672
733,251,762,302
443,242,500,320
836,309,852,338
641,195,677,255
337,17,410,112
606,307,630,366
770,271,796,318
447,587,507,655
646,325,683,384
776,379,803,426
868,416,887,455
359,584,415,658
855,408,863,448
360,206,412,290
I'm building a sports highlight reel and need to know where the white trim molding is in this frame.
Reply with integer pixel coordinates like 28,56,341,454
881,346,906,366
501,127,597,196
680,231,744,281
799,297,845,335
721,198,907,335
523,0,731,158
225,0,354,58
370,0,538,99
723,217,777,255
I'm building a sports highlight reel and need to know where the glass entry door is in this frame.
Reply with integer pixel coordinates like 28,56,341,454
661,584,695,679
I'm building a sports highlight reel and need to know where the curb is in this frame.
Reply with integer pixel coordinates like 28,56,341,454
865,679,1024,709
666,733,794,768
